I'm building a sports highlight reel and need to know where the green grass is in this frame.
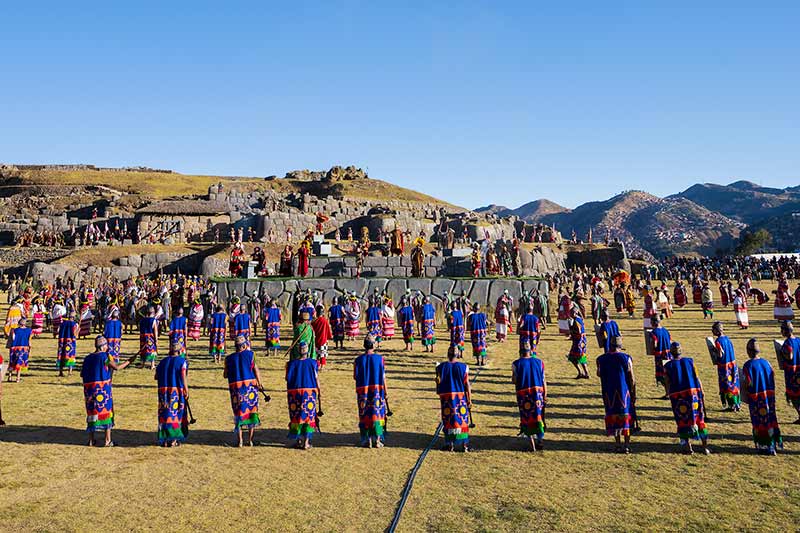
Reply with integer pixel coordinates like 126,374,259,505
0,282,798,532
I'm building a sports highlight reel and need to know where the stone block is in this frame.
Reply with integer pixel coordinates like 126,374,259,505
428,255,444,268
488,279,523,305
387,256,401,267
118,256,129,267
336,278,369,296
432,278,455,298
452,279,474,297
407,278,432,295
468,279,490,304
363,256,388,268
400,256,412,267
391,266,407,277
262,280,285,299
385,278,408,300
299,279,336,291
425,266,438,277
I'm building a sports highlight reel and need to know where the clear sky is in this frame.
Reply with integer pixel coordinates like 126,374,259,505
2,2,798,209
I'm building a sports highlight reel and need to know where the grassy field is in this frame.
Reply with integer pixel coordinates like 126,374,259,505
0,282,798,532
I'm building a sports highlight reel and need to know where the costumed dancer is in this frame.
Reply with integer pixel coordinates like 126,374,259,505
596,336,637,454
354,335,389,448
436,346,473,452
155,341,189,447
742,338,782,455
664,342,710,455
224,336,264,447
512,340,546,451
468,303,488,366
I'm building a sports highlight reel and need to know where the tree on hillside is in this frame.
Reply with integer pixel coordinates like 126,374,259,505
735,228,773,255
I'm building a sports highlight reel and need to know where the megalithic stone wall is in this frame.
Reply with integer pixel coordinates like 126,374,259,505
215,276,549,312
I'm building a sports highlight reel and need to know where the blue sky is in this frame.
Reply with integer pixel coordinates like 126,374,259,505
1,2,798,209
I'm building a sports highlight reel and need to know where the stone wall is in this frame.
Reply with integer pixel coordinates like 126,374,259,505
215,276,550,313
136,214,231,242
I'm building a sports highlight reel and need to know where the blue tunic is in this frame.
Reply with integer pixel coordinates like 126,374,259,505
436,360,470,443
596,351,633,436
512,356,546,437
354,352,387,441
103,319,122,363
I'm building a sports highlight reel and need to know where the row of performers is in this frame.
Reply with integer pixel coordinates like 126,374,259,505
44,320,796,456
559,281,798,334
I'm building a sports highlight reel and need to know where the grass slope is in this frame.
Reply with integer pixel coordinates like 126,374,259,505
0,282,798,532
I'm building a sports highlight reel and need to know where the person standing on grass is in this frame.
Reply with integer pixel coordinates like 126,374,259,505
778,321,800,423
233,306,251,349
518,305,542,357
7,318,31,383
365,299,383,347
436,346,472,452
701,282,714,319
291,311,316,361
663,342,710,455
224,335,264,447
311,305,333,369
81,336,134,447
57,311,79,377
448,301,465,356
650,316,672,398
209,305,227,363
398,297,415,351
354,335,389,448
567,308,589,379
138,306,159,370
421,297,436,353
286,341,320,450
742,339,783,455
468,303,488,366
512,340,547,451
103,309,123,365
265,299,282,356
710,322,741,411
155,341,189,447
596,336,636,454
598,310,620,354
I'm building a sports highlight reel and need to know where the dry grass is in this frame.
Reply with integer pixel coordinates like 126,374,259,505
1,282,798,532
55,244,207,268
12,169,457,207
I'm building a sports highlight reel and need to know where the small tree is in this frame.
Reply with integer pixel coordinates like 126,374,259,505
736,228,773,255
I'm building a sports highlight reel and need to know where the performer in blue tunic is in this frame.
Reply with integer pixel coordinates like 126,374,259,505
742,338,783,455
57,312,79,377
398,298,415,351
596,336,637,453
512,340,547,451
567,310,589,379
155,342,189,446
329,297,346,349
448,302,465,355
265,299,282,356
650,316,672,397
779,321,800,423
365,304,383,346
353,335,389,448
468,303,488,366
138,306,159,370
664,342,710,454
224,336,264,447
209,306,227,363
8,319,31,383
102,310,123,365
598,311,620,353
81,336,133,447
233,308,251,349
169,308,188,357
286,341,320,450
518,306,541,355
710,322,741,411
421,298,436,352
436,346,472,452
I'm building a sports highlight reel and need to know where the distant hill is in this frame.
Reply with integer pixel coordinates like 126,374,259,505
475,199,569,222
540,190,744,260
673,180,800,224
475,204,512,216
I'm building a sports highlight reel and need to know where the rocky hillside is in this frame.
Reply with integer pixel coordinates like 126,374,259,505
674,180,800,224
540,191,744,260
476,199,569,222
